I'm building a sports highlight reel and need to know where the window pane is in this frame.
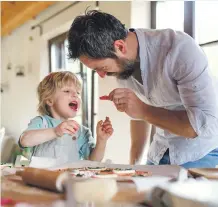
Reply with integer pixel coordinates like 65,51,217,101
67,59,81,74
156,1,184,31
202,43,218,78
195,1,218,44
75,73,83,118
51,44,56,72
64,39,81,73
61,42,65,69
51,44,62,72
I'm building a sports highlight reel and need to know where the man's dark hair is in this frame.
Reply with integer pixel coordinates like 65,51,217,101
68,10,128,60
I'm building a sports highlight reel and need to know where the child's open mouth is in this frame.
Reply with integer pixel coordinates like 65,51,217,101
69,101,78,111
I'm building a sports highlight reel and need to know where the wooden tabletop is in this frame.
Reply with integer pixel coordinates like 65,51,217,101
1,174,64,205
1,173,148,206
4,164,214,206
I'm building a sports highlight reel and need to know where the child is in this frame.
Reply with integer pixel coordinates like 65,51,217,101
19,71,113,163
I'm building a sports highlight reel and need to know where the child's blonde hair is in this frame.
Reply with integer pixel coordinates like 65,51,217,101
37,71,82,115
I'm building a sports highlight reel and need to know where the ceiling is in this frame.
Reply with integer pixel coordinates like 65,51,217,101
1,1,57,37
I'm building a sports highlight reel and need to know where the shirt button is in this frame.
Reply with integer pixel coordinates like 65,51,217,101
72,136,76,140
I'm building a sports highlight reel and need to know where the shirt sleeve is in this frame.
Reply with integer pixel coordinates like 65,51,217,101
78,126,96,159
172,33,218,137
18,116,43,149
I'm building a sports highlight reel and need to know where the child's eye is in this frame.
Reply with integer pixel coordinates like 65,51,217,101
64,90,70,93
77,92,81,95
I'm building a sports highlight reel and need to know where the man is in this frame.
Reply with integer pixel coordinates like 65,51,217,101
67,10,218,168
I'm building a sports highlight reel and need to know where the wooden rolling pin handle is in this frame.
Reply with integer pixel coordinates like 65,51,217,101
17,167,68,192
15,168,24,176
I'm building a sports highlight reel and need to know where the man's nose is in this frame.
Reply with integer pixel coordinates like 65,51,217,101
96,71,107,78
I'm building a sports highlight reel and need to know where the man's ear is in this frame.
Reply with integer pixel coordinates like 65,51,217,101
114,40,127,57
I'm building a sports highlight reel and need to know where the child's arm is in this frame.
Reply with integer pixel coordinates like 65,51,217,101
20,128,58,147
20,119,79,147
89,117,113,161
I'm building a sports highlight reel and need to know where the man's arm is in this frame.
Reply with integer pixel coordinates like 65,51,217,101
130,120,151,164
110,34,218,139
143,106,197,138
111,89,198,138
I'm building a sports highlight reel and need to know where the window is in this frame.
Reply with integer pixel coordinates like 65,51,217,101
156,1,184,31
153,1,218,78
49,33,98,136
195,1,218,78
195,1,218,45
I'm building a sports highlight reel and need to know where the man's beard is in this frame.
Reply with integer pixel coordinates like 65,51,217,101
107,58,137,80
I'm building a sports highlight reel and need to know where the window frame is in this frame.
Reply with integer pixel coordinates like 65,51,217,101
151,1,218,47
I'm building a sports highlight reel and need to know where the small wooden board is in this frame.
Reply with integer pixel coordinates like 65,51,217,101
188,168,218,180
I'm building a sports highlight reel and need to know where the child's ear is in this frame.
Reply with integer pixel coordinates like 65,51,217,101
46,99,53,106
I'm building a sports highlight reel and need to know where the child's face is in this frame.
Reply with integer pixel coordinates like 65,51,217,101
48,82,81,120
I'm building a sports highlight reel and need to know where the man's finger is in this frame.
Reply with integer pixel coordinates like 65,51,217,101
108,90,115,101
113,98,119,105
109,88,128,100
116,103,126,112
114,97,128,105
112,92,127,100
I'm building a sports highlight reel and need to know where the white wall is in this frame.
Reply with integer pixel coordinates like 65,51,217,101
1,1,151,164
202,43,218,78
131,1,151,29
1,23,40,137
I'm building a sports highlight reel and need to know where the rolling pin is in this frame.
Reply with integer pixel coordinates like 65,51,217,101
16,167,69,192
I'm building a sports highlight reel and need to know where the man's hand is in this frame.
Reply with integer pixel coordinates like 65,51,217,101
54,120,80,137
109,88,147,119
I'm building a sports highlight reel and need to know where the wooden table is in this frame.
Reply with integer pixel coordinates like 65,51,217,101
0,164,198,206
1,174,64,205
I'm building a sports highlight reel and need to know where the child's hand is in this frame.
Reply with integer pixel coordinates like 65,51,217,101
96,117,113,143
54,120,79,137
